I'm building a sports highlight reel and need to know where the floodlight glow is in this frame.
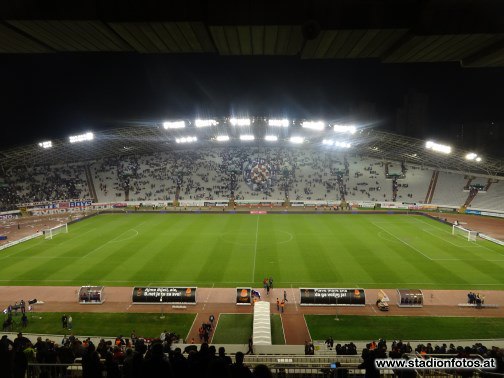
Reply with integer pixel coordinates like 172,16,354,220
465,153,477,160
195,119,218,127
268,119,289,127
475,157,482,162
216,135,230,142
265,135,278,142
290,136,304,144
333,124,356,134
323,139,351,148
425,140,451,154
335,141,351,148
230,118,251,126
69,132,94,144
240,134,255,141
38,141,52,149
175,136,197,144
301,121,325,131
163,121,185,129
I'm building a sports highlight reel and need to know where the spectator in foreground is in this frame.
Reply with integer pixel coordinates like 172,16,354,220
253,364,274,378
230,351,252,378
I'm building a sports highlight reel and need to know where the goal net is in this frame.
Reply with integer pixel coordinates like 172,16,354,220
44,223,68,240
452,225,477,242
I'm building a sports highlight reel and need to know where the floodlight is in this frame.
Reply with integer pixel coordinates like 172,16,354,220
230,118,251,126
163,121,185,129
38,141,52,149
290,136,304,144
322,139,334,145
301,121,325,131
425,140,451,154
240,134,255,141
465,153,477,160
265,135,278,142
216,135,230,142
69,132,94,144
475,157,482,162
175,136,197,144
195,119,218,127
333,124,356,134
268,119,289,127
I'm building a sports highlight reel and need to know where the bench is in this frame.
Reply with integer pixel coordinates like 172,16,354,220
458,303,499,308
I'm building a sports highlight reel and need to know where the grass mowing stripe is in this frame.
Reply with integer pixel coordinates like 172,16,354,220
371,222,432,261
0,213,502,288
212,314,252,344
252,215,260,282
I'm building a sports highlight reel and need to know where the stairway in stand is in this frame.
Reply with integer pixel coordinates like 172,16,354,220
84,165,98,202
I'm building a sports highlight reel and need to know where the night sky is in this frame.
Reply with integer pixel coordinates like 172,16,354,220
1,53,503,152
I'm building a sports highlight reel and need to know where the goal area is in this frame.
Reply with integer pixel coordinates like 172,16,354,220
43,224,68,240
452,225,477,241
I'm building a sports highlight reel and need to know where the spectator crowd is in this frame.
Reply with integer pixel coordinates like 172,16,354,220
0,146,462,212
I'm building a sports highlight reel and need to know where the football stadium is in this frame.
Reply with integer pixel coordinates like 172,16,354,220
1,1,504,377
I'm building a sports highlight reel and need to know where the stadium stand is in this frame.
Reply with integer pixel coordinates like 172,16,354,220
398,165,432,203
0,164,90,211
1,146,502,211
430,171,469,207
470,180,504,211
346,157,389,202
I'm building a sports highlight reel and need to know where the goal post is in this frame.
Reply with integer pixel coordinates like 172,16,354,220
452,225,477,242
44,223,68,240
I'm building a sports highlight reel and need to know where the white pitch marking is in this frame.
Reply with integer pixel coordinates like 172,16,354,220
202,283,214,311
421,228,478,248
371,222,433,261
411,216,502,254
81,229,138,258
291,284,298,312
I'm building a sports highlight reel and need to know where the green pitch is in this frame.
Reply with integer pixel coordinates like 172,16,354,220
8,312,194,339
212,314,285,344
306,315,504,340
0,213,502,288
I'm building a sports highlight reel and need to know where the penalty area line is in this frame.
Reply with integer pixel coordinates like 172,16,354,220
371,222,433,261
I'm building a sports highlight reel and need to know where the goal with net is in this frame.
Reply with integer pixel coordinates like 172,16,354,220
452,225,478,241
43,223,68,240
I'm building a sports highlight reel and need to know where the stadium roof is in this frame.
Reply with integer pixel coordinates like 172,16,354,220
0,0,503,67
1,119,503,178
